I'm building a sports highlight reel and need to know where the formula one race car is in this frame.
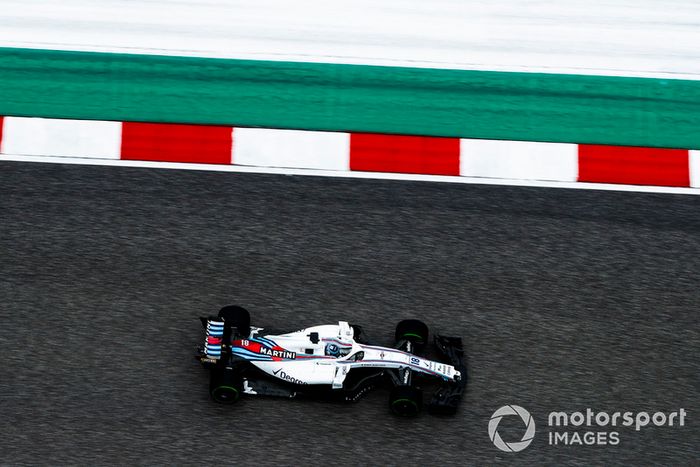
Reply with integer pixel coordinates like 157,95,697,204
195,305,467,416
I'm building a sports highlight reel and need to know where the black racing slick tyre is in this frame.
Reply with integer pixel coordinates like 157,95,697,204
210,369,242,404
389,386,423,417
218,305,251,337
395,319,429,350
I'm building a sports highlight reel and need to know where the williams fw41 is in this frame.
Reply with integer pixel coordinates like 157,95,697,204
195,305,467,416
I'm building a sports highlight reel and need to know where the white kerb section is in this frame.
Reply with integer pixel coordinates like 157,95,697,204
1,117,121,159
232,127,350,171
690,150,700,188
459,139,578,182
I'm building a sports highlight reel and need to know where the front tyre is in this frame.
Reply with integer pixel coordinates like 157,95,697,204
389,386,423,417
395,319,429,351
210,369,242,404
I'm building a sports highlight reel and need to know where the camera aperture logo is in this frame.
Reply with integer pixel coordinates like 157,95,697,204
489,405,536,452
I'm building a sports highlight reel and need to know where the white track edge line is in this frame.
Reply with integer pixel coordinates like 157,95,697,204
2,154,699,196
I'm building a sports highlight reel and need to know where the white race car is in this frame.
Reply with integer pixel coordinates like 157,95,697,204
196,305,467,416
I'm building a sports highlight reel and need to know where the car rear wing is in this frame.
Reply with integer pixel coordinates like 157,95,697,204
195,317,226,366
204,319,225,359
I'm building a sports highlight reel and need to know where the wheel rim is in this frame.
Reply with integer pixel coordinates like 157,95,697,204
391,398,419,416
212,385,240,403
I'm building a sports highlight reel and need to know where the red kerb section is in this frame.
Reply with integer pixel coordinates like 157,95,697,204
121,122,233,164
0,117,4,152
350,133,460,176
578,145,689,187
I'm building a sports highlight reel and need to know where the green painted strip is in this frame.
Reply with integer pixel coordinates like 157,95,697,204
1,47,699,149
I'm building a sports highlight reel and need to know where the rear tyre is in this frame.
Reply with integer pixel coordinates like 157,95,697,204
218,305,251,337
210,369,242,404
389,386,423,417
395,319,429,351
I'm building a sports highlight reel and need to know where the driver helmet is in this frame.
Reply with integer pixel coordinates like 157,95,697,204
325,343,340,356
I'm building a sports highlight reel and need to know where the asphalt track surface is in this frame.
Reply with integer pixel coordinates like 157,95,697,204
0,161,698,466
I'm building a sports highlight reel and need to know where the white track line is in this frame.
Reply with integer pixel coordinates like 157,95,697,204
3,154,700,196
